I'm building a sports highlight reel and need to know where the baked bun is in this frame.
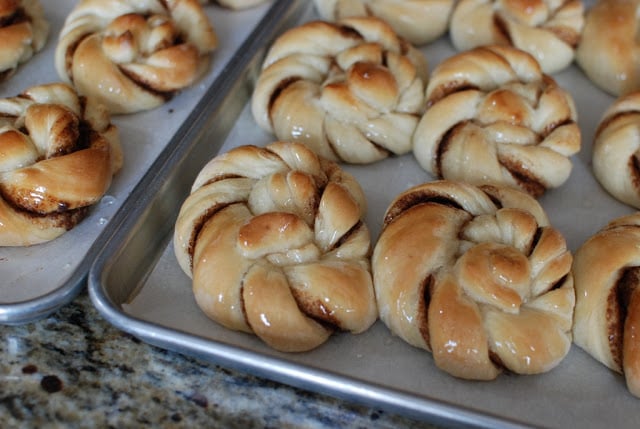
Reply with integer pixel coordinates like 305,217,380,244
0,0,49,81
55,0,217,114
412,45,580,197
312,0,455,45
592,92,640,209
251,17,428,164
199,0,266,8
449,0,584,74
573,213,640,397
174,142,377,352
372,180,574,380
577,0,640,96
0,83,122,246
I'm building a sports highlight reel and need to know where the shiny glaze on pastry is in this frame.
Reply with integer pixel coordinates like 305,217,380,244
251,17,428,164
313,0,455,45
573,213,640,397
0,83,122,246
592,91,640,208
413,45,580,197
174,142,377,352
0,0,49,81
372,180,574,380
450,0,584,74
55,0,217,114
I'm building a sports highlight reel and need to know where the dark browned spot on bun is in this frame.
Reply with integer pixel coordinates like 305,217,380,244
420,275,434,348
492,14,512,45
267,76,301,122
546,25,581,48
610,267,640,370
478,185,504,209
540,118,573,139
118,66,175,101
0,6,27,27
189,202,241,271
336,22,366,41
291,288,340,331
63,34,92,82
384,193,464,227
528,227,543,257
330,220,366,252
595,111,640,139
630,154,640,193
427,83,479,108
489,350,507,372
436,122,467,178
498,155,546,197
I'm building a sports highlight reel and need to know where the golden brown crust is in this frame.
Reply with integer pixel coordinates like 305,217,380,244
413,45,580,197
449,0,584,73
372,180,574,380
174,142,377,352
313,0,455,45
251,17,428,164
577,0,640,96
573,212,640,397
55,0,217,114
0,0,49,81
0,83,122,246
592,91,640,209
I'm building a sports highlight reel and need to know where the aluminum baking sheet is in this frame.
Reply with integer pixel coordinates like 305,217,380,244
0,0,274,324
89,1,640,427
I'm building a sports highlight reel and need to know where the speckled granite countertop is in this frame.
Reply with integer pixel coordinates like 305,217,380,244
0,290,442,428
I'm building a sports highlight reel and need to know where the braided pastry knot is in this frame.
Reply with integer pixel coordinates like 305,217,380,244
372,181,574,380
0,83,122,246
413,45,580,198
174,142,377,352
0,0,49,81
449,0,584,74
251,17,428,164
592,92,640,209
55,0,217,114
573,213,640,398
312,0,455,45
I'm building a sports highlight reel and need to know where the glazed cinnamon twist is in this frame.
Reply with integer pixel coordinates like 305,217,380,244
592,92,640,209
0,83,122,246
312,0,455,45
0,0,49,81
251,17,428,164
372,181,575,380
412,45,581,197
577,0,640,96
55,0,217,114
449,0,584,74
174,142,377,352
573,213,640,398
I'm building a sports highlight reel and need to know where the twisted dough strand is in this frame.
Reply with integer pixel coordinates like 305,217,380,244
55,0,217,114
373,181,574,380
0,83,122,246
251,17,428,164
592,91,640,209
313,0,455,45
573,213,640,398
413,45,580,197
174,142,377,352
449,0,584,74
0,0,49,81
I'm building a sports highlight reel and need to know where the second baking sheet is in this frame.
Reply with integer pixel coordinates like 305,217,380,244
89,1,640,427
